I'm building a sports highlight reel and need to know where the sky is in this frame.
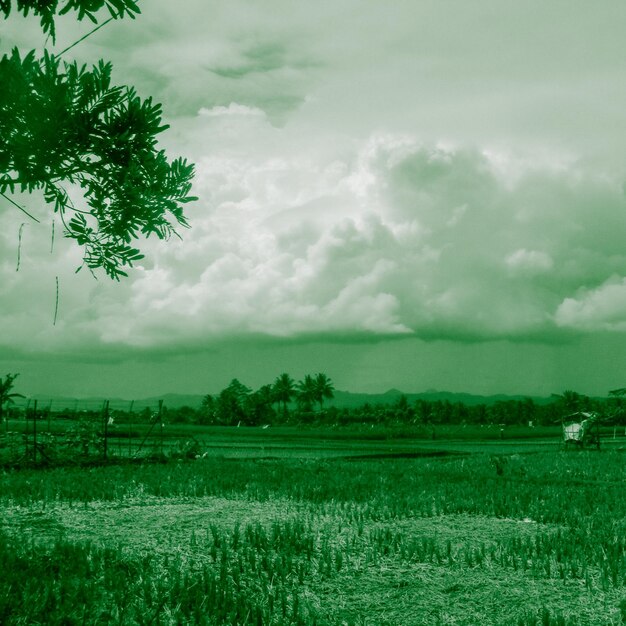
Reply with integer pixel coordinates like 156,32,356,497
2,1,626,399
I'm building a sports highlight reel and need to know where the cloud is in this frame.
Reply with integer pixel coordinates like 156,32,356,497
198,103,266,117
4,0,626,359
555,277,626,332
4,119,625,358
506,249,554,274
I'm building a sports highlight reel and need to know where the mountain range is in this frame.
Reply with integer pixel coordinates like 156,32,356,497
13,389,558,411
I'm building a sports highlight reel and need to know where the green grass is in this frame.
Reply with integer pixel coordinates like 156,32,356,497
0,447,625,624
4,417,624,467
3,418,572,441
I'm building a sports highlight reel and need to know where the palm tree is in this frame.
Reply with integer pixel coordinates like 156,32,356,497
551,390,588,417
247,384,275,425
313,373,334,412
0,373,25,432
272,373,295,419
296,375,317,412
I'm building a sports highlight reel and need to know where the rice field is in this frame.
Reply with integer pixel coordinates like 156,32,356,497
1,440,625,625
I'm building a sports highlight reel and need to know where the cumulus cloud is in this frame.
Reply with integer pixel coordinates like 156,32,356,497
555,277,626,331
4,115,626,357
198,103,266,117
4,0,626,358
506,249,554,274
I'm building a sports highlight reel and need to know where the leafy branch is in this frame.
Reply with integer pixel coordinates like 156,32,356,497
0,47,197,279
0,1,140,44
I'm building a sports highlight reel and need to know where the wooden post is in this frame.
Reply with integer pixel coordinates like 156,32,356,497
32,399,37,464
128,400,134,458
158,400,164,457
102,400,110,461
23,398,30,458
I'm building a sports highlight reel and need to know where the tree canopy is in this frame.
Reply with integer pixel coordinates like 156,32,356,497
0,0,197,278
272,373,295,417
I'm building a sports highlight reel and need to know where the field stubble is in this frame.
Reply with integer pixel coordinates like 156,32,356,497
0,442,625,625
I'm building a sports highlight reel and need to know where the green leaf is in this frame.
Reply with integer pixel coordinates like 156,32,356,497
1,41,197,279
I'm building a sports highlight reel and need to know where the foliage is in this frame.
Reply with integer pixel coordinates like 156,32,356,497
245,384,275,426
0,1,140,44
199,394,215,423
214,379,252,426
0,0,197,278
0,373,24,425
313,372,334,411
295,374,317,412
551,390,591,416
272,373,296,419
194,381,622,428
8,384,624,432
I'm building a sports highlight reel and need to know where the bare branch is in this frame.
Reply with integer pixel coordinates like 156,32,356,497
0,191,41,223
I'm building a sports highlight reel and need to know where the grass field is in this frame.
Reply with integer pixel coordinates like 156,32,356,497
3,418,625,464
1,432,625,625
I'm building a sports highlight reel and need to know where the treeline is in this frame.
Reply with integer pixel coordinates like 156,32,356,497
4,373,626,428
197,374,335,426
166,384,626,428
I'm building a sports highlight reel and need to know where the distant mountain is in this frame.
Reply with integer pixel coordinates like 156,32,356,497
15,389,557,411
317,389,555,408
138,393,208,410
383,388,404,396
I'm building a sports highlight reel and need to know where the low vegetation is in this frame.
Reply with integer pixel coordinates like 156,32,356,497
1,446,625,624
2,372,625,623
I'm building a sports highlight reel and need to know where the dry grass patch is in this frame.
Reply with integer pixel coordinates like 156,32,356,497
2,498,623,625
1,495,304,556
377,512,559,548
316,561,624,625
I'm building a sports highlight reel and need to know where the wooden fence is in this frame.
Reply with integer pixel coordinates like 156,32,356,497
0,398,198,466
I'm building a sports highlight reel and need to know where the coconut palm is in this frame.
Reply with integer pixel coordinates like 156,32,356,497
296,374,317,412
272,373,295,419
313,373,335,412
551,390,589,416
0,373,24,432
246,384,275,425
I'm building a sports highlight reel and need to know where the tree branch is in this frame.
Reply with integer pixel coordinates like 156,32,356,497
57,17,115,58
0,191,41,223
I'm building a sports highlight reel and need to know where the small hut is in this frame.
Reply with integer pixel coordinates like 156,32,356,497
562,412,600,449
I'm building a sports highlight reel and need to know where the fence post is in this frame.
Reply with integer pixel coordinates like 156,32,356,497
158,399,164,457
102,400,110,461
128,400,134,458
32,399,37,464
22,398,30,460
